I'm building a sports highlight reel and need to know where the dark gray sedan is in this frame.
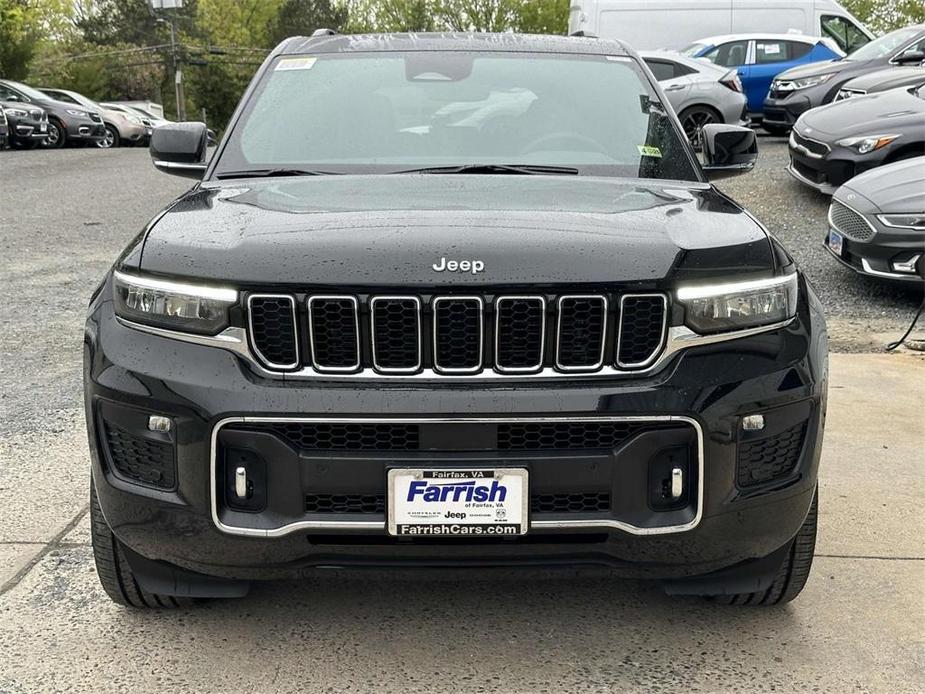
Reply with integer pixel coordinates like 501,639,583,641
835,65,925,100
763,25,925,134
788,81,925,195
825,156,925,283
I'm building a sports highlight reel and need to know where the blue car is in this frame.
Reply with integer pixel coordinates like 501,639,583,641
680,34,844,120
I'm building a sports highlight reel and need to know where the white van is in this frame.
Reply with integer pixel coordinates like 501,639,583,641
569,0,875,53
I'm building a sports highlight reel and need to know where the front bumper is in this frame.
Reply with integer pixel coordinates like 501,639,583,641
116,121,147,142
787,142,889,195
825,226,925,283
66,119,106,141
762,92,818,130
85,277,827,582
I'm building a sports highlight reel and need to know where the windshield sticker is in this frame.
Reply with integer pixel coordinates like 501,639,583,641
275,57,317,71
759,44,781,55
637,145,662,158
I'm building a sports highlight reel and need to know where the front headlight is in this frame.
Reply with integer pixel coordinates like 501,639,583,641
835,134,901,154
113,271,237,335
676,274,798,334
4,108,28,118
65,109,87,117
773,73,835,92
877,213,925,230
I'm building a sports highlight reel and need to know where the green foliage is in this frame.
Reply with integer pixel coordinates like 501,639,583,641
842,0,925,34
268,0,349,46
0,0,44,79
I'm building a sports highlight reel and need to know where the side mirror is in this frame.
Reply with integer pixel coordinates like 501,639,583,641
6,94,20,102
894,49,924,65
701,124,758,179
150,122,208,179
206,128,217,146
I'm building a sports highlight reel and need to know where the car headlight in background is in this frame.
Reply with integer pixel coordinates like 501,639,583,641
676,274,798,334
772,74,835,93
65,109,87,117
877,213,925,229
113,271,237,335
4,108,28,118
835,134,901,154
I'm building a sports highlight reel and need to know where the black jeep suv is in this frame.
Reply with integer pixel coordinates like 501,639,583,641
84,32,826,608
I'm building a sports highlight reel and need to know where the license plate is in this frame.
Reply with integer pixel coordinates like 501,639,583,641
829,230,844,256
388,468,528,537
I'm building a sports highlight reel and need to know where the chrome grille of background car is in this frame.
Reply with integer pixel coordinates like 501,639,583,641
246,292,668,376
834,88,866,101
829,200,875,241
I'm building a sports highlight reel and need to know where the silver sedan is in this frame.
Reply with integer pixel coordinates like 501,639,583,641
641,51,749,146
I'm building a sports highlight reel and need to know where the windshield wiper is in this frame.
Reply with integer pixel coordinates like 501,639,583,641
394,164,580,176
215,167,337,179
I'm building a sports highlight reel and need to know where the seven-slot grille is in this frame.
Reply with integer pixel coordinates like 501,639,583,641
829,200,875,241
246,292,668,376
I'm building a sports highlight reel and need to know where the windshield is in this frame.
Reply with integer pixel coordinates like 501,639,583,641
216,52,699,182
846,26,921,61
679,43,710,58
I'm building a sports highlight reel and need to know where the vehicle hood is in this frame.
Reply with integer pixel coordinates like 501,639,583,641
775,58,859,81
838,156,925,213
796,86,925,139
842,66,925,93
136,175,774,287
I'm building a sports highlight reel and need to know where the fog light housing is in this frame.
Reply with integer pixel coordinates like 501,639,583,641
147,415,172,432
741,414,766,431
891,254,921,274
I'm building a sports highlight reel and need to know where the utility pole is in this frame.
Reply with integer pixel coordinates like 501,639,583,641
151,0,186,121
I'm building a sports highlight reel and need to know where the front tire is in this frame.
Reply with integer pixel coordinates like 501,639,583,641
90,482,194,608
43,119,65,148
712,490,818,606
97,125,119,149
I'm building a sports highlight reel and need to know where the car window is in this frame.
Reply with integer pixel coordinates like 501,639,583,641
897,37,925,58
755,41,790,64
702,41,748,67
679,42,710,58
0,86,20,101
821,15,870,53
218,52,700,182
645,59,677,82
48,91,79,105
788,41,813,60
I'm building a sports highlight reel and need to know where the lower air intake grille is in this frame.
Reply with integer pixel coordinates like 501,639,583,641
308,296,360,371
531,492,610,513
304,493,609,515
829,200,874,241
496,297,545,372
556,296,607,369
497,421,661,450
248,295,298,368
104,424,176,489
254,423,420,450
737,422,807,487
617,295,667,367
306,494,386,514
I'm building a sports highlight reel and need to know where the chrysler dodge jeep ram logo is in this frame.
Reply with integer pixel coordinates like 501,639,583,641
432,257,485,274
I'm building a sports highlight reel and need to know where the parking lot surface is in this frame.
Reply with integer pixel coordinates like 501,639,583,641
1,144,923,693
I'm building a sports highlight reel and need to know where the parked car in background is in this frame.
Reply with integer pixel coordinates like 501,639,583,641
0,100,48,149
113,100,164,119
788,80,925,194
641,50,748,145
0,107,8,149
680,34,842,120
0,79,105,148
824,156,925,283
763,25,925,134
834,65,925,101
569,0,873,53
38,88,146,148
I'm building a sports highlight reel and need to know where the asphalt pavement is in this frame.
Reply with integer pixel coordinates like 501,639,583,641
0,145,922,693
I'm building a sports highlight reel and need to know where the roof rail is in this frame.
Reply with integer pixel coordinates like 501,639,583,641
570,31,598,38
311,28,337,37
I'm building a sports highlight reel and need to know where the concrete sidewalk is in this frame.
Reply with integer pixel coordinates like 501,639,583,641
0,351,922,693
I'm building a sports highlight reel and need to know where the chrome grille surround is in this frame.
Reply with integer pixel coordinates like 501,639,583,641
432,296,484,374
307,295,361,373
494,295,546,374
370,295,422,374
246,293,300,370
828,200,876,241
616,293,669,369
